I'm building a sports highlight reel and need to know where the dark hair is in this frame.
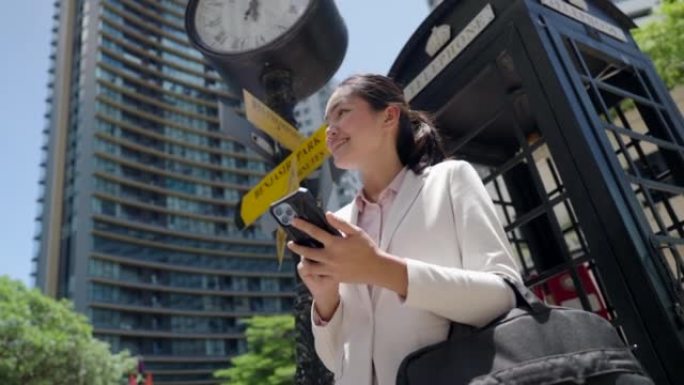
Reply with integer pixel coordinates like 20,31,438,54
337,74,445,173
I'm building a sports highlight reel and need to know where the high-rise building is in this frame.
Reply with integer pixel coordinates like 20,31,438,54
294,81,336,136
33,1,297,383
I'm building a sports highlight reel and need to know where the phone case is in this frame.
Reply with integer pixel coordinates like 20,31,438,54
269,187,341,248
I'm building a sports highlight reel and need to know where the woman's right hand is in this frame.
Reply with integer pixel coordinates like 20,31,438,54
298,257,340,321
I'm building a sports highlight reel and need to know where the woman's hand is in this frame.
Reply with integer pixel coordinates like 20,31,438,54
297,258,340,321
288,212,408,296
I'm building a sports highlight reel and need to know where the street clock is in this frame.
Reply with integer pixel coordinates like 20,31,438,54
185,0,347,101
192,0,311,54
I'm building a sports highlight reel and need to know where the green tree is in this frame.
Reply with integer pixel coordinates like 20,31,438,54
215,315,296,385
0,276,135,385
633,0,684,88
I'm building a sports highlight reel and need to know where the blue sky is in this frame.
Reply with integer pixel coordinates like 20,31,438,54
0,1,429,286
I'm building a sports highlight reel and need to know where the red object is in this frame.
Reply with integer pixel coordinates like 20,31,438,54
128,374,137,385
531,263,610,319
145,373,153,385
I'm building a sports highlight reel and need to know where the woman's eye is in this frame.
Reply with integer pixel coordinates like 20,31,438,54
337,109,349,118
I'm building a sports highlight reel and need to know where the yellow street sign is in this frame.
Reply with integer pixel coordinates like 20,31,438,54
243,89,305,151
240,124,329,228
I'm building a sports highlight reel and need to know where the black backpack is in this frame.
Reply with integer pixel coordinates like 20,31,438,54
396,278,654,385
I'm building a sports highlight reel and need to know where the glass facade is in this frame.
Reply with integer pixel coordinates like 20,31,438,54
35,1,295,383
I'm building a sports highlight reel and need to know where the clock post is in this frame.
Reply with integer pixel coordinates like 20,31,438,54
184,1,347,384
261,68,297,126
260,65,335,385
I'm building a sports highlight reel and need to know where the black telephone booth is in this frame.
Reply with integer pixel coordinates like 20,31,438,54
389,0,684,383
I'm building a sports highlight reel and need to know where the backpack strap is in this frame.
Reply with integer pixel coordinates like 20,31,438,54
500,275,549,314
448,275,548,339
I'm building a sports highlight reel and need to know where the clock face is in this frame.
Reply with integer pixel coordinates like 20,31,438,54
193,0,312,54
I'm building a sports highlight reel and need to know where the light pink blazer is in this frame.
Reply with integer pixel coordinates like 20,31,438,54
312,160,521,385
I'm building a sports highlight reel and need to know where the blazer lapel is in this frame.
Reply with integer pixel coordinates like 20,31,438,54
379,169,427,251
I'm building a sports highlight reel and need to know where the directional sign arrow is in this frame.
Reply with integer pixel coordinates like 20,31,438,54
244,89,305,151
238,124,329,228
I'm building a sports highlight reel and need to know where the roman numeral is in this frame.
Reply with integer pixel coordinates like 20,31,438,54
214,30,227,44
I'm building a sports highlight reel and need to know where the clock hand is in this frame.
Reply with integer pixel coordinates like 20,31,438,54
243,0,259,22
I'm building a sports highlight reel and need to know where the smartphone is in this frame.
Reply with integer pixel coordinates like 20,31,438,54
269,187,341,248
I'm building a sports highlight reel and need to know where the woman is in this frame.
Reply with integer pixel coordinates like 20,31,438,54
287,74,521,385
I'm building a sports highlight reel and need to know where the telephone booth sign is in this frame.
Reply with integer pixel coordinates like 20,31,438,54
390,0,684,383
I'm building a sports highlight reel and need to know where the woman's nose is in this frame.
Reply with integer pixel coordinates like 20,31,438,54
326,125,338,138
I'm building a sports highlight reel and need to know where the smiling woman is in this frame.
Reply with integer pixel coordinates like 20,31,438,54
324,74,444,175
287,74,522,385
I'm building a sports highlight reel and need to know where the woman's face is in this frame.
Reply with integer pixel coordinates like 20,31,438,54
324,86,395,170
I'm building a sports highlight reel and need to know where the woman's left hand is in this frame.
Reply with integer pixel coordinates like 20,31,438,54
287,212,388,285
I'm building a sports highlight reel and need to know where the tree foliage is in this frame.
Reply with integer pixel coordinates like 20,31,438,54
0,276,135,385
215,315,296,385
633,0,684,88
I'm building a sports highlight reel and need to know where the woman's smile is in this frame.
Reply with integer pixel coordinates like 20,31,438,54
327,137,350,154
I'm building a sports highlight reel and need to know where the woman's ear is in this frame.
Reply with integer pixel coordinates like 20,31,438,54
383,105,401,127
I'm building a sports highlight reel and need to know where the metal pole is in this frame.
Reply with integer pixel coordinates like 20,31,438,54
261,68,334,385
